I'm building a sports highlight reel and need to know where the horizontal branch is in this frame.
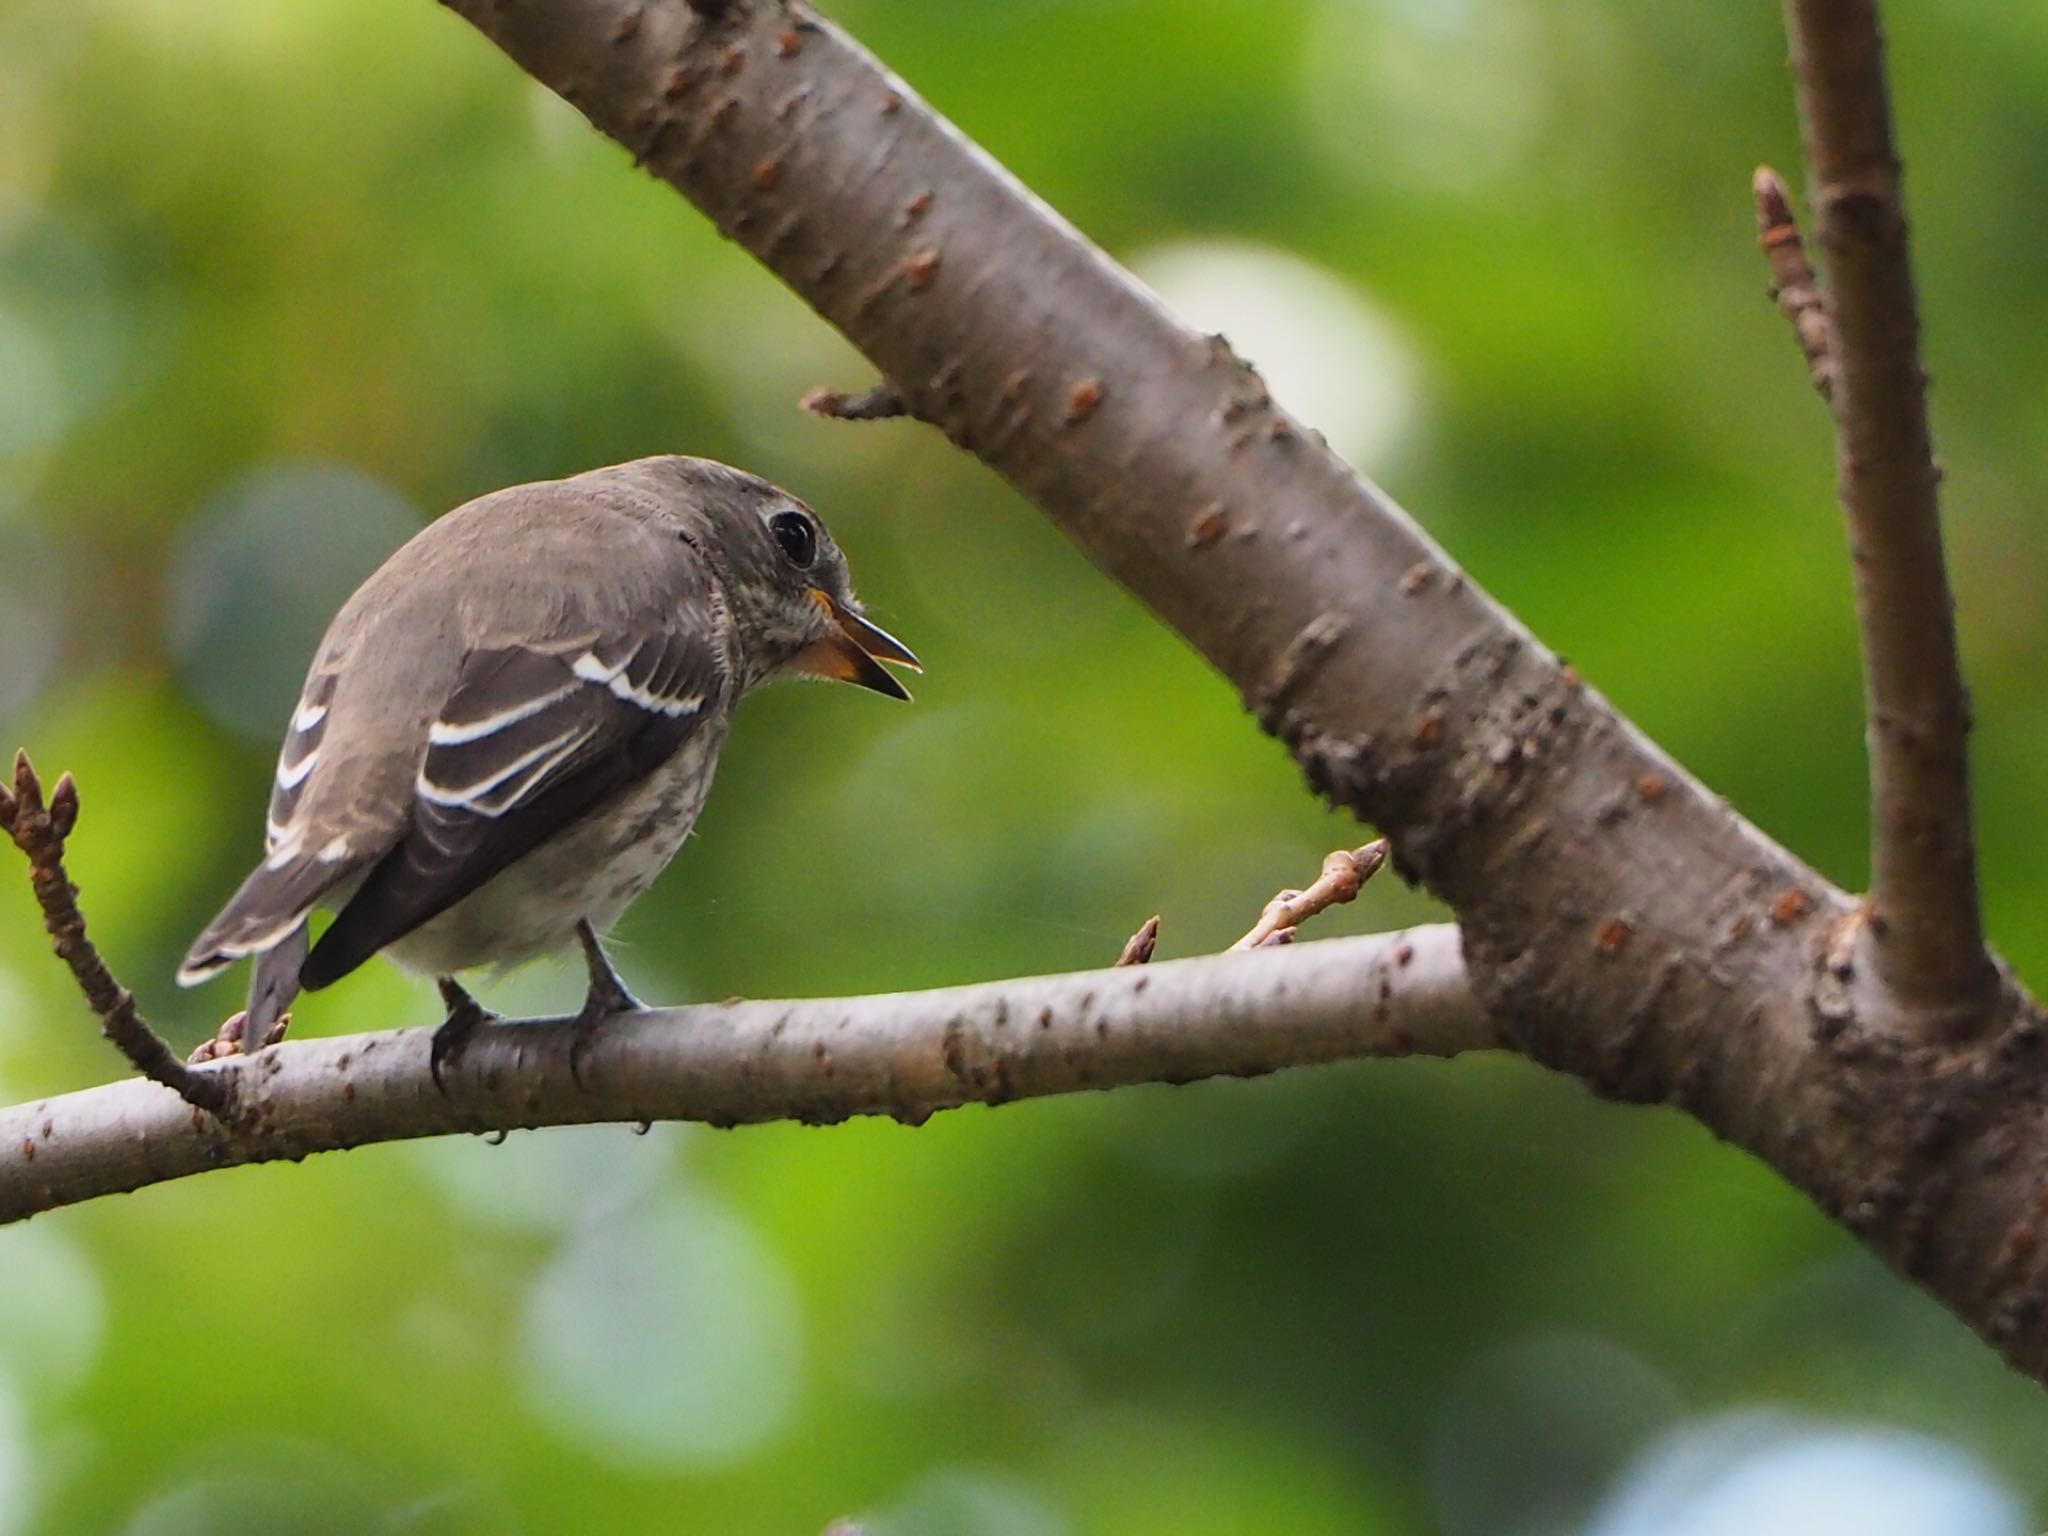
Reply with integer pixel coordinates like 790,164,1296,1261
0,927,1485,1222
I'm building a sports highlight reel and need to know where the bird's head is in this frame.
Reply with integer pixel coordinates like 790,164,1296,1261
646,457,920,699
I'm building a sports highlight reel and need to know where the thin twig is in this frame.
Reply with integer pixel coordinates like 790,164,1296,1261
1753,165,1836,402
1232,841,1388,950
0,751,231,1115
802,381,911,421
1781,0,1993,1029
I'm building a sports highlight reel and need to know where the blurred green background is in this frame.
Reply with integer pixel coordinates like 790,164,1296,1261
1,0,2045,1531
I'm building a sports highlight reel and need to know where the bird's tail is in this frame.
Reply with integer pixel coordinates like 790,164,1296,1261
179,854,345,1052
243,921,309,1050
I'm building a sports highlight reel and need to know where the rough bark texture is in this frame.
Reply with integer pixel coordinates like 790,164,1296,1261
0,928,1481,1220
420,0,2048,1376
1784,0,1993,1026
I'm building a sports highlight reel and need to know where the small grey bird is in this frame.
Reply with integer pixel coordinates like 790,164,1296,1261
178,455,917,1061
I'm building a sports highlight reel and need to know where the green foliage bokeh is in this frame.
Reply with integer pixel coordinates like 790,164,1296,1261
0,0,2044,1532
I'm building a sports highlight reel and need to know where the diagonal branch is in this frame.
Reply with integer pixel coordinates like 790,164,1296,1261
0,926,1485,1222
417,0,2048,1380
1780,0,1993,1029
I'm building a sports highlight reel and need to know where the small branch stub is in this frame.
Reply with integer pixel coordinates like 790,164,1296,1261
802,381,910,421
1754,165,1836,402
1116,914,1160,967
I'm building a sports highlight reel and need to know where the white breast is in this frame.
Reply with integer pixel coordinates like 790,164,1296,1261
383,726,729,978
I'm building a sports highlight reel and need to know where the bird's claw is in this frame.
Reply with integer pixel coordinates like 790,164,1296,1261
430,977,498,1096
187,1009,291,1065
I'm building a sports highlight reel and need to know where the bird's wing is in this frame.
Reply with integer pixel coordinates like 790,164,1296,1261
298,613,725,991
176,658,379,986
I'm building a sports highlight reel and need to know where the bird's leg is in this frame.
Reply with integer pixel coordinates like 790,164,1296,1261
430,975,497,1095
573,918,645,1019
569,919,643,1088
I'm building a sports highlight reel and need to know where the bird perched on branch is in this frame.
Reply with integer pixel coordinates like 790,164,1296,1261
178,455,918,1066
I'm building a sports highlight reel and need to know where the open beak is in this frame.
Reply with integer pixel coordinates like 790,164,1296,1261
793,591,922,700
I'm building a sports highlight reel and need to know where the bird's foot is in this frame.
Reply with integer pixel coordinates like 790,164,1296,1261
568,920,645,1089
431,976,499,1096
187,1009,291,1065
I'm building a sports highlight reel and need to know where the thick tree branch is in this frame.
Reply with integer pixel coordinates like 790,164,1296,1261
0,927,1483,1222
421,0,2048,1378
1782,0,1993,1027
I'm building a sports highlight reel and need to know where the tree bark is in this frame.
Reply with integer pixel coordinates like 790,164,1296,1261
0,928,1481,1220
414,0,2048,1377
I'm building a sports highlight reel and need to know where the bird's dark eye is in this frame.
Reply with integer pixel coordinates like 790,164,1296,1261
768,509,817,569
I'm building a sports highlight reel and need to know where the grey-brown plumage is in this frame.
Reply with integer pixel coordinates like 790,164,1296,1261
179,456,917,1051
